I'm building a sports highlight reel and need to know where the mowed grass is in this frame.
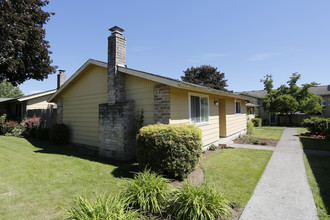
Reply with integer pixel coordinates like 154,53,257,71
297,127,330,152
0,136,128,219
201,148,273,207
303,154,330,219
252,126,285,140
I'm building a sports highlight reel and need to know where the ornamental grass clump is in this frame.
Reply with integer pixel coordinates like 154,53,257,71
67,194,143,220
137,124,202,179
122,170,171,215
169,181,230,220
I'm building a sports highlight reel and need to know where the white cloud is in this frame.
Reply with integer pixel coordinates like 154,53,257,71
249,52,282,61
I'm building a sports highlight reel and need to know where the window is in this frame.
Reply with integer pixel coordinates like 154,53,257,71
235,101,241,114
190,94,209,124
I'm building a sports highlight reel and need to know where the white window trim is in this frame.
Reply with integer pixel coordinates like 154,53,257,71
235,99,242,114
188,92,210,126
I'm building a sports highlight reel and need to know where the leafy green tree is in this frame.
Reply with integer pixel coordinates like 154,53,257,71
262,73,323,125
181,65,229,91
0,80,23,98
0,0,56,86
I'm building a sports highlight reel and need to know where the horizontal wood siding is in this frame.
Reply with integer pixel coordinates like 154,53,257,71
60,65,107,147
169,87,219,146
226,98,247,136
125,74,157,125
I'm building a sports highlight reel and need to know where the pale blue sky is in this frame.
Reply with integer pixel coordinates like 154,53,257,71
19,0,330,95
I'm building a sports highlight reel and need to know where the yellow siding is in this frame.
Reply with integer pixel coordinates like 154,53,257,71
26,94,53,110
125,75,157,125
169,87,219,146
225,98,247,136
60,65,107,147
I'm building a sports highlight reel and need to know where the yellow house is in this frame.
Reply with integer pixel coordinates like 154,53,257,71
49,26,251,161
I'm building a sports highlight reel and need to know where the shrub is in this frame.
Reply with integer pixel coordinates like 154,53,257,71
253,139,260,145
247,120,254,134
137,124,202,179
302,117,330,135
169,181,230,220
0,114,7,134
67,194,143,220
3,120,19,134
260,141,268,145
49,124,70,145
251,118,262,127
24,116,41,138
122,170,171,215
36,128,50,141
208,144,217,151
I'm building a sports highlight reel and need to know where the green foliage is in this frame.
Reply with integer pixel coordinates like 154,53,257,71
252,139,260,145
122,170,171,215
0,113,7,134
0,80,23,98
208,144,217,151
261,73,323,125
0,0,57,85
181,65,230,91
169,181,230,220
2,120,24,137
67,194,143,220
302,117,330,135
49,123,70,145
137,124,202,179
251,118,262,127
260,74,273,92
247,120,254,135
36,128,50,141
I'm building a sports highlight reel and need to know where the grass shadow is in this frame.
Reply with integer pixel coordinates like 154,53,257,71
300,137,330,151
306,153,330,216
28,139,139,179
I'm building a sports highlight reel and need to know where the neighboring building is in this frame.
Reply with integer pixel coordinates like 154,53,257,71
239,85,330,125
0,70,66,127
0,89,59,127
48,26,251,161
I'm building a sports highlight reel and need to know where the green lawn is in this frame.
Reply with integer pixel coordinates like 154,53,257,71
256,126,286,131
201,148,273,207
303,154,330,219
252,126,285,140
0,136,129,219
297,127,330,152
297,127,308,134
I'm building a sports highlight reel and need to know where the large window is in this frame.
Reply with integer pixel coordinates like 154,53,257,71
235,101,241,114
190,94,209,124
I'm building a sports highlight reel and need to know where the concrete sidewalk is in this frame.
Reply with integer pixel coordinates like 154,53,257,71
240,127,318,220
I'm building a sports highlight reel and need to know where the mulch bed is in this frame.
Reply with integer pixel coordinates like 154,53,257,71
233,137,278,147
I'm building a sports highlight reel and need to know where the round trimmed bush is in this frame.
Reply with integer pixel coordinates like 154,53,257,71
49,124,70,145
137,124,202,179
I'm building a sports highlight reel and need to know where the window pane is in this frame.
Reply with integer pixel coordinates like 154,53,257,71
190,96,200,123
201,97,209,122
236,102,241,113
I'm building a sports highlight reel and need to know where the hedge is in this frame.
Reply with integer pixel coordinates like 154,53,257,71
136,124,202,179
301,117,330,136
251,118,262,127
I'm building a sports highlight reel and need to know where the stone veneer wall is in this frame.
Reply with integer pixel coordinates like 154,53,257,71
99,101,135,161
57,98,63,124
154,84,170,124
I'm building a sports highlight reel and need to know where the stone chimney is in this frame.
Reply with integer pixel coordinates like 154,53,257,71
108,26,126,105
57,70,66,89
